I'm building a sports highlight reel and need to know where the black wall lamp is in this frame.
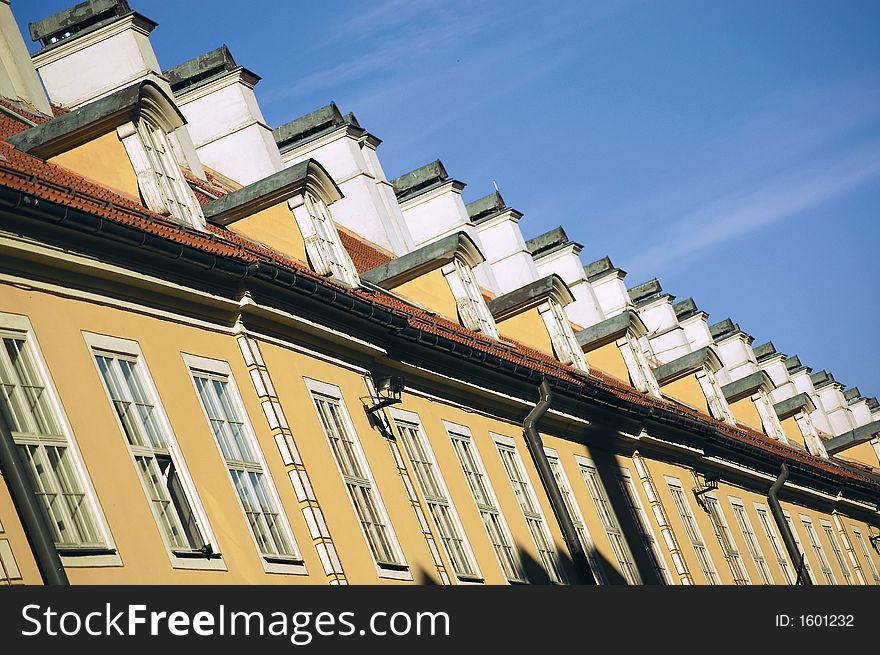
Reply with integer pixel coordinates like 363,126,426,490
363,376,405,440
693,471,721,513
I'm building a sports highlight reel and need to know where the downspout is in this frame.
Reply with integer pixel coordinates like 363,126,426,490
767,463,811,586
523,378,595,584
0,418,68,585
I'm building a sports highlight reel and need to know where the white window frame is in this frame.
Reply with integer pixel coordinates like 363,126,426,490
85,333,224,571
695,367,736,425
445,422,524,583
729,496,773,584
0,313,119,568
617,333,662,397
851,526,880,585
493,433,565,583
783,510,815,584
545,448,606,584
665,476,720,584
289,193,359,287
821,519,853,585
538,300,589,371
184,354,305,575
703,492,750,584
753,502,793,584
304,377,408,580
389,408,480,582
800,515,836,585
618,467,673,584
441,258,498,338
116,119,205,229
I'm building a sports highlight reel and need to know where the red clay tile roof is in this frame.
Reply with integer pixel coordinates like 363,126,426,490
338,227,393,273
0,107,876,489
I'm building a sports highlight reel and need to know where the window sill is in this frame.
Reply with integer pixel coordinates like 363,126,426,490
376,562,413,581
59,550,123,568
455,575,485,585
170,551,227,572
262,558,308,576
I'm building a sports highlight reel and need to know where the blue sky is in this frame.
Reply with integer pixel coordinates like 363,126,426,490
18,1,880,396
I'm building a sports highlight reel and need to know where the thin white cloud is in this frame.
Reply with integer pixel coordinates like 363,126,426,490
623,143,880,277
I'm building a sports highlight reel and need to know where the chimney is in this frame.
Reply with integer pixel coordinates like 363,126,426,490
627,279,690,364
844,388,874,428
526,226,605,328
673,298,714,350
466,192,538,294
164,46,281,186
583,256,632,319
709,318,760,385
274,103,414,256
810,371,857,436
29,0,204,178
0,0,51,114
390,160,498,291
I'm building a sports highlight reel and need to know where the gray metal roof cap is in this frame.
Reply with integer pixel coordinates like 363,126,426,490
164,45,259,92
575,310,646,351
584,256,624,281
526,227,572,258
773,393,816,420
486,274,575,321
466,192,506,220
752,341,777,361
843,387,861,402
810,370,835,389
824,420,880,455
721,371,772,403
6,80,185,159
273,103,361,151
627,278,663,303
653,346,722,384
30,0,133,42
672,298,698,319
390,160,451,200
201,159,342,226
709,318,738,340
361,232,484,289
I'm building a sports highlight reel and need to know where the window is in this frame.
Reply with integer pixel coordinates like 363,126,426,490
730,498,772,584
0,321,108,553
822,520,853,585
545,450,605,584
851,527,880,585
117,119,204,227
307,380,404,572
618,469,671,584
754,504,794,584
579,459,641,585
301,192,359,286
783,511,815,584
447,425,523,583
447,258,498,337
704,494,750,584
539,300,588,371
494,436,564,583
666,477,719,584
800,516,835,585
187,357,301,570
391,411,478,580
89,336,217,567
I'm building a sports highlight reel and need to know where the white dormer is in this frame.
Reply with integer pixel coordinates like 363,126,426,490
469,193,539,295
391,161,498,292
276,104,414,256
166,47,282,186
29,0,204,178
527,227,606,329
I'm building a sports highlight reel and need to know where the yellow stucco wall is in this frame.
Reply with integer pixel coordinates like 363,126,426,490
497,308,553,356
730,397,764,432
226,202,308,264
660,374,710,414
49,132,141,202
780,416,807,449
835,442,880,469
392,269,459,322
585,342,630,383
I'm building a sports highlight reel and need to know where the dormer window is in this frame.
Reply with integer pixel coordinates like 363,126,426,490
301,192,359,286
541,299,588,371
449,258,498,338
117,118,205,228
